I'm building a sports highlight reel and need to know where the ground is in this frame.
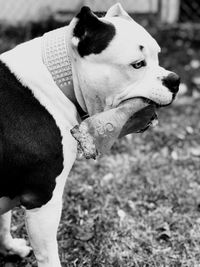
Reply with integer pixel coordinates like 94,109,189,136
0,18,200,267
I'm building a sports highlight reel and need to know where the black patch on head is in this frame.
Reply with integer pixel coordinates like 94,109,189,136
0,61,64,209
74,6,115,57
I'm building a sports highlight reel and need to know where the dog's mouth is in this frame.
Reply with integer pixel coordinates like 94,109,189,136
71,97,160,159
118,97,159,137
119,92,176,136
70,96,172,159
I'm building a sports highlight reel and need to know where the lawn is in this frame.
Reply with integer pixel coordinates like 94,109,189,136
0,19,200,267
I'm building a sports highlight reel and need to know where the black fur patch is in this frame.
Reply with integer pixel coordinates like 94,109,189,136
0,61,64,209
74,6,115,57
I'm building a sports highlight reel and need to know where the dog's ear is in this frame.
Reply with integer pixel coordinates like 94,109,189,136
105,3,132,21
72,6,115,57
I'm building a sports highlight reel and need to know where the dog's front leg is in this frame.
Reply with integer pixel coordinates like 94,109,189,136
25,129,77,267
25,195,63,267
0,211,32,257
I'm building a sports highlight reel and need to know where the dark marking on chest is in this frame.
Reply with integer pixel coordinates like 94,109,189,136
74,6,115,57
0,60,64,209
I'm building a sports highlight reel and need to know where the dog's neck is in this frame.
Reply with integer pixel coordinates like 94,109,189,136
42,26,86,117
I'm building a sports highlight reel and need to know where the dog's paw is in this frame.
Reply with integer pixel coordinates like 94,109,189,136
0,238,32,258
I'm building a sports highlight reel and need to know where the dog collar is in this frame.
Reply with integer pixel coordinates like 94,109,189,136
42,26,72,88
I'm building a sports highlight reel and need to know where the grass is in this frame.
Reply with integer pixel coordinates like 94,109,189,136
1,20,200,267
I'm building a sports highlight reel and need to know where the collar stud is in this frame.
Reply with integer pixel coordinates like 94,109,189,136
42,26,72,88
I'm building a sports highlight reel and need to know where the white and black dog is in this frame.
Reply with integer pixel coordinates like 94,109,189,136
0,4,179,267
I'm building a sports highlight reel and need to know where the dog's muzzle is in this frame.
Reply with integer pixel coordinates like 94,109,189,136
70,69,180,159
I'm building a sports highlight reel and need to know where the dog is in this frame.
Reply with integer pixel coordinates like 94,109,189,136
0,3,180,267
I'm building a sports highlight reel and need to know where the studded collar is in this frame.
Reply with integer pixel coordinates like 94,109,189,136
42,26,72,89
42,27,88,119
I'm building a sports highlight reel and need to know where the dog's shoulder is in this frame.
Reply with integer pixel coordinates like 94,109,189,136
0,59,65,208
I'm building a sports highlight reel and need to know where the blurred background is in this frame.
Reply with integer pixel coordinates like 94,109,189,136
1,1,200,267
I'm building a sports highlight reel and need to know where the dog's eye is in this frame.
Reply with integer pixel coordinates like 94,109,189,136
131,60,146,69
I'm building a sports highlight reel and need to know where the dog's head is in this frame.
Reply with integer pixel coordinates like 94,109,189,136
69,4,180,157
69,3,179,112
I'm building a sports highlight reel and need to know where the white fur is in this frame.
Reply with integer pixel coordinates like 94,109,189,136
105,3,132,21
0,211,32,257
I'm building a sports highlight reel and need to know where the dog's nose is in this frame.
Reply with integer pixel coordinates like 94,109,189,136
162,72,180,94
